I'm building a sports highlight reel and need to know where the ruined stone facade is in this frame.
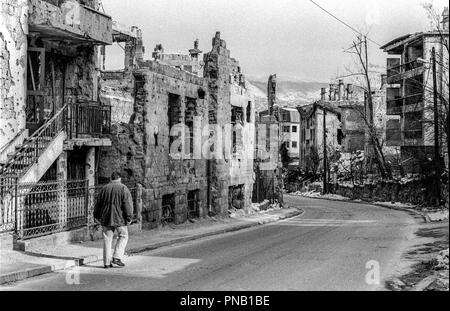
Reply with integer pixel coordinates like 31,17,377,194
98,32,256,228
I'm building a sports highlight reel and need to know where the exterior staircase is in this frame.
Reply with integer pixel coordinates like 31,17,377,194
0,104,69,184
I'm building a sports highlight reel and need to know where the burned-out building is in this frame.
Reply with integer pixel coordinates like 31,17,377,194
98,32,256,228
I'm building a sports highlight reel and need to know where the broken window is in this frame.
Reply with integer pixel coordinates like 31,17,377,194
228,185,245,210
168,93,182,147
292,141,298,148
187,190,200,219
404,111,423,140
185,97,197,155
283,126,290,133
292,126,297,133
231,106,244,154
161,194,175,223
231,106,244,124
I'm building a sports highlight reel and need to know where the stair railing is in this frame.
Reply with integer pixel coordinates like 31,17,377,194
0,129,28,165
0,103,69,177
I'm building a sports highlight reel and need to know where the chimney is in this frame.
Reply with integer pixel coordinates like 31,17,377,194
268,74,277,116
134,27,144,62
338,80,345,101
442,7,449,31
347,84,353,100
321,88,327,100
329,84,335,101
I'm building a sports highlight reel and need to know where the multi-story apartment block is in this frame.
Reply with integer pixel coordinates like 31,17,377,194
381,8,449,171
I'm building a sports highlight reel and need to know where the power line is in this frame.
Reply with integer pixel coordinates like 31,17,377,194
308,0,381,47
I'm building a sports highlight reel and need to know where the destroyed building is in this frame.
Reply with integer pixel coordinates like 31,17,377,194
381,8,449,172
98,32,256,228
253,75,284,204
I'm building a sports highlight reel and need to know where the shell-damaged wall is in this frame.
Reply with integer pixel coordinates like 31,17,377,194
203,31,255,215
0,0,28,150
99,62,210,227
98,33,255,227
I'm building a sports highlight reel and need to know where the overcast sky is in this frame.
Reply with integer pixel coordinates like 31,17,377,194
103,0,448,82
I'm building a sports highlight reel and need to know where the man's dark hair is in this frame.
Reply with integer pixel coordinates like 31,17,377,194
111,172,121,181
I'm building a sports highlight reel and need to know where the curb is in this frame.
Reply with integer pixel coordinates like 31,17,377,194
0,208,303,286
286,194,429,222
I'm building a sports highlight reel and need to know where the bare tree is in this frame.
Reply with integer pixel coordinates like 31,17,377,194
345,35,393,179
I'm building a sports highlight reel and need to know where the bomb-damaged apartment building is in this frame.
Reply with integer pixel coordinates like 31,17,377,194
0,0,260,249
381,7,449,173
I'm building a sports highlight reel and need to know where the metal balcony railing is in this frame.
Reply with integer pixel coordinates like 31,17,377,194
386,92,424,115
387,59,425,82
68,102,112,139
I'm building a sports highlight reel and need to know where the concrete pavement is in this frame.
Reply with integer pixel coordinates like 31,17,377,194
1,196,424,291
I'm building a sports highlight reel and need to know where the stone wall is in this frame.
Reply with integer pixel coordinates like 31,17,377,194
328,178,449,208
98,33,257,228
137,61,210,226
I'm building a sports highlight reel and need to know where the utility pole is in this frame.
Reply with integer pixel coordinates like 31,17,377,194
431,47,441,206
323,107,328,194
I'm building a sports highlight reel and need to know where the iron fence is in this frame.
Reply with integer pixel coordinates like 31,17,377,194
16,180,89,239
1,179,139,239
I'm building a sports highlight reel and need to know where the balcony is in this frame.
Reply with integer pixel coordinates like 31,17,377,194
387,60,425,84
386,93,424,115
68,102,112,139
28,0,113,45
387,98,403,115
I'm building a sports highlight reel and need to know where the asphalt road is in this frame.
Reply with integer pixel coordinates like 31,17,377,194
1,195,421,291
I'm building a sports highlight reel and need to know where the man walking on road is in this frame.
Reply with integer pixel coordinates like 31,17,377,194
94,172,134,269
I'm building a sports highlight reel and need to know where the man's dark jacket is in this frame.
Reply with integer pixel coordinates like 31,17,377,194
93,180,133,227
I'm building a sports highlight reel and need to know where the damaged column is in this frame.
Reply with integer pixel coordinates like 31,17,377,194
0,0,28,149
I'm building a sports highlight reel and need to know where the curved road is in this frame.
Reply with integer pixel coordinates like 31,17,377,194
2,195,422,291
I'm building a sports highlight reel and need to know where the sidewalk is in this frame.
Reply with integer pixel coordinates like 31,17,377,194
0,206,302,286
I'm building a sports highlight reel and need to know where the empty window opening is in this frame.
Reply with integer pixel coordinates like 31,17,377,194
185,97,197,155
231,106,244,154
292,126,297,133
187,190,200,219
168,93,182,147
228,185,245,210
246,102,252,123
161,194,175,223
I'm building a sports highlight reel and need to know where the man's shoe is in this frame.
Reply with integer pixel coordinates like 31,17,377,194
104,264,113,269
112,258,125,267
